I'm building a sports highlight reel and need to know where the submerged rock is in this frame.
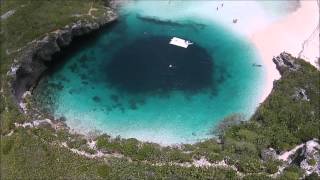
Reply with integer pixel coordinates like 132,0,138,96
68,63,79,73
110,94,119,102
92,96,101,103
79,54,89,63
129,99,138,110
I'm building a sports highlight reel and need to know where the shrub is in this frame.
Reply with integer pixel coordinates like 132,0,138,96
236,157,263,173
212,113,245,136
207,152,224,163
166,149,192,163
1,137,14,155
121,138,139,157
136,143,161,161
307,158,317,166
243,174,272,180
66,138,87,149
264,160,280,174
280,165,304,180
96,134,111,149
97,164,111,178
305,172,320,180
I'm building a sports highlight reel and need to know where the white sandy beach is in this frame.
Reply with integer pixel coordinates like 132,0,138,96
122,0,319,104
251,0,319,103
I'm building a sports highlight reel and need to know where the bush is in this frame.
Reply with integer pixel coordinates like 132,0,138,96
305,172,320,180
166,149,192,163
207,152,224,163
121,138,139,157
1,137,14,155
243,174,272,180
236,157,263,173
307,158,317,166
96,134,111,149
136,143,161,161
280,165,304,180
97,164,111,178
213,113,245,136
66,138,87,149
264,160,280,174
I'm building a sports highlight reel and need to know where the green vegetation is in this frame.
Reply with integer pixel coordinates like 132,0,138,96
2,128,239,179
0,0,107,135
308,158,317,166
1,0,319,179
223,58,320,151
305,173,320,180
279,165,304,180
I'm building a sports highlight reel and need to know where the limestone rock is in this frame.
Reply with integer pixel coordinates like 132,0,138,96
56,27,72,47
35,34,61,61
273,52,300,75
293,88,310,101
300,139,320,176
261,148,277,161
9,7,118,105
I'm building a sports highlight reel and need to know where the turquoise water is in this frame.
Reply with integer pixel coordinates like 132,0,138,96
35,1,268,144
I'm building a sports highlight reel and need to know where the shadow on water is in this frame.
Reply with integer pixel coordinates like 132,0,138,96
103,35,224,97
44,21,119,75
36,15,229,113
136,14,206,31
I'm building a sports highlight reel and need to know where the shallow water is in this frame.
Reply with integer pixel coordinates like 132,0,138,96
34,1,292,144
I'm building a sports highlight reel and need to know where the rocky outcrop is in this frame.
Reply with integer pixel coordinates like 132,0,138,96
273,52,300,75
274,139,320,177
1,9,16,20
300,140,320,176
293,88,310,101
8,7,117,103
261,148,277,161
287,139,320,176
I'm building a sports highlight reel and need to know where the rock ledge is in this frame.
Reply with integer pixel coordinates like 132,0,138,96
8,7,117,103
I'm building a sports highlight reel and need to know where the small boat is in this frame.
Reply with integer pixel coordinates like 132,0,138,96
169,37,193,48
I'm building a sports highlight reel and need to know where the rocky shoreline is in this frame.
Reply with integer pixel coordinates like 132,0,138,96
7,6,118,105
4,3,319,176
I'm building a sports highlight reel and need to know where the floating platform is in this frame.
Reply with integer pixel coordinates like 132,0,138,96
169,37,193,48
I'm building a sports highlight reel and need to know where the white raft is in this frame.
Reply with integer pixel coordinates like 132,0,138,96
169,37,193,48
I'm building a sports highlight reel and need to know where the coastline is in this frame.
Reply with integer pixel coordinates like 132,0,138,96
2,1,320,178
7,0,318,145
251,0,319,103
8,7,118,103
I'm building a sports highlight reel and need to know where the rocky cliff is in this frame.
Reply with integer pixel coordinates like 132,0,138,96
272,52,301,75
8,7,117,103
